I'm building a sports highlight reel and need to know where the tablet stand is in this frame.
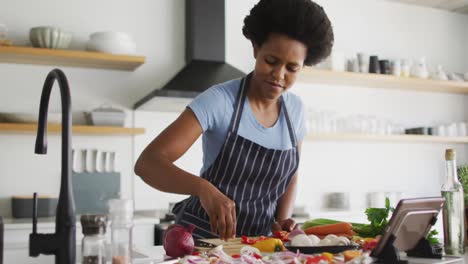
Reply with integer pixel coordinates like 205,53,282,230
406,237,442,259
374,234,408,264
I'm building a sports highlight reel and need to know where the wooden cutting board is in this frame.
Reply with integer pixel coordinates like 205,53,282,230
196,238,245,255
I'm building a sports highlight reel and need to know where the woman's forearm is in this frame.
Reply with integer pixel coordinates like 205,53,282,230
275,174,298,221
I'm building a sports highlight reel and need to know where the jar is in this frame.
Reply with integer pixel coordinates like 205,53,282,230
80,214,108,264
108,199,133,264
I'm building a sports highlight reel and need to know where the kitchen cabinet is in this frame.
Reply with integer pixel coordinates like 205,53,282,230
298,68,468,94
0,123,145,135
0,46,145,71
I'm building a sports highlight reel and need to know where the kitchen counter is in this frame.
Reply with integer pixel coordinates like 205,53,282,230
133,246,468,264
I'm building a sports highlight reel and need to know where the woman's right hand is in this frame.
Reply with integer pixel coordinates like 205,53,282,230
198,179,236,240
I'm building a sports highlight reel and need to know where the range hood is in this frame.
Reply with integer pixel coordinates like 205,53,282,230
134,0,245,111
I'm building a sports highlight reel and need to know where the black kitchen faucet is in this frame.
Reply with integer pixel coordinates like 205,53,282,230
29,69,76,264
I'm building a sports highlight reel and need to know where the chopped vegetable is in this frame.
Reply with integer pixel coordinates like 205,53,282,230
304,222,354,236
273,230,290,241
307,235,321,246
241,235,268,245
305,255,329,264
291,234,314,246
343,250,362,262
363,238,379,251
321,252,334,262
287,229,306,240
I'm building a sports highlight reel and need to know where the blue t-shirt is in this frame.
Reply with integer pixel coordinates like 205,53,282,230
188,78,307,174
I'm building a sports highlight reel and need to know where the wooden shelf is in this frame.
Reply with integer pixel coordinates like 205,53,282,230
298,68,468,94
306,133,468,144
0,123,145,135
0,46,145,71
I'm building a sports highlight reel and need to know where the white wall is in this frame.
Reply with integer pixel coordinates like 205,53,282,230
226,0,468,74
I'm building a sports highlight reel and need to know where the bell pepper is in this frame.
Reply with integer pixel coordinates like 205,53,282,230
241,235,268,245
252,238,284,252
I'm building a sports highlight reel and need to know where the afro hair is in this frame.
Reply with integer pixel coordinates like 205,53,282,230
243,0,334,66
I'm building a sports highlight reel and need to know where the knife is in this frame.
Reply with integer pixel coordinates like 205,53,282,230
194,239,218,248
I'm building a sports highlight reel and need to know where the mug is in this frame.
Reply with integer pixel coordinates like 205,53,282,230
72,149,86,173
357,52,369,73
401,59,411,77
105,151,116,172
95,150,106,173
369,56,380,74
329,51,346,72
379,60,390,75
85,149,98,173
347,58,359,73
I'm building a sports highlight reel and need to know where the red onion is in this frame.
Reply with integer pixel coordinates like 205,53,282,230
288,228,305,239
163,224,195,258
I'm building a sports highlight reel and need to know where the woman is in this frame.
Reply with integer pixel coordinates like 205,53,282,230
135,0,334,240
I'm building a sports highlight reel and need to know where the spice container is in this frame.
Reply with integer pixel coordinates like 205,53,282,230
80,214,108,264
109,199,133,264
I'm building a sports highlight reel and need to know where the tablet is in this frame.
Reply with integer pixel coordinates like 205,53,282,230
371,197,445,257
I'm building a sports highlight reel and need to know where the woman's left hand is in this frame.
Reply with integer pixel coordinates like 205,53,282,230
272,218,299,232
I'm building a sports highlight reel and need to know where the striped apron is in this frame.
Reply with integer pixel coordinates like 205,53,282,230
173,73,299,239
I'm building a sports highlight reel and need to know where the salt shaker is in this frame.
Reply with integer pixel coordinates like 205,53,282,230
109,199,134,264
81,214,108,264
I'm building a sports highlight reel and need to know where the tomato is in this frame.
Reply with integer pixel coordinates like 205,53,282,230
241,235,257,245
363,239,378,251
231,254,241,259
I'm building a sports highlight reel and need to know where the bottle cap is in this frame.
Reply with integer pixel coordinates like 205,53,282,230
80,214,107,235
108,199,133,225
445,149,456,161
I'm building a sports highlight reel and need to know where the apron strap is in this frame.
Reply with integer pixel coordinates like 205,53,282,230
281,96,298,147
228,72,298,147
228,73,250,133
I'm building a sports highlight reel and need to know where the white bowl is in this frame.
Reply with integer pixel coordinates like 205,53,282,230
89,31,133,41
29,26,72,49
86,31,136,55
89,107,126,126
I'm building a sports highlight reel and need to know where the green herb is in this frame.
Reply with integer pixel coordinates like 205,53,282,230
427,229,440,246
353,197,395,238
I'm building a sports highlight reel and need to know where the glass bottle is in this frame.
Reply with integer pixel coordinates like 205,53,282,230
109,199,134,264
441,149,465,256
80,214,108,264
